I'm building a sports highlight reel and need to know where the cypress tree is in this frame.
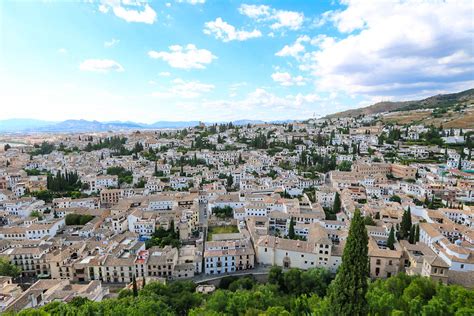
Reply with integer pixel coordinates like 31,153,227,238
288,217,296,240
409,225,416,244
328,209,369,316
415,224,420,243
333,192,341,213
387,226,395,250
132,276,138,297
400,207,412,240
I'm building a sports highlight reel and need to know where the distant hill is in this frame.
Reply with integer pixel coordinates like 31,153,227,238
0,119,54,132
326,88,474,118
0,118,296,133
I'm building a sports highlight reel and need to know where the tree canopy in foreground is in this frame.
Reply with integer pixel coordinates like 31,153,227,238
5,271,473,316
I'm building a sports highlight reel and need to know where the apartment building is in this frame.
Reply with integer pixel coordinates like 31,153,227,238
204,238,255,275
391,164,417,180
100,189,123,206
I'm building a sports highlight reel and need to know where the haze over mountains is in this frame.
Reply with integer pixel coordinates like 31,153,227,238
1,89,472,133
0,119,281,133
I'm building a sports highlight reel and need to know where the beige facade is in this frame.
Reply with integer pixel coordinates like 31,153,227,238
391,164,417,180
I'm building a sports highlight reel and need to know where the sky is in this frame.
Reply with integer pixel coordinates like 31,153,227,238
0,0,473,123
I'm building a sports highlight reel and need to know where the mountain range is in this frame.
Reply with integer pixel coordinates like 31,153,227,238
325,88,474,118
0,119,283,133
2,89,472,133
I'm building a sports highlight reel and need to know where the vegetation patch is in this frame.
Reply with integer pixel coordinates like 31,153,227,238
207,225,239,241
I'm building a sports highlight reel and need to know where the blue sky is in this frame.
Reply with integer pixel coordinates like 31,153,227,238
0,0,472,123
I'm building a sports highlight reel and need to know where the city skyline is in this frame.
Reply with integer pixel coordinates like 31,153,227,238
1,0,473,123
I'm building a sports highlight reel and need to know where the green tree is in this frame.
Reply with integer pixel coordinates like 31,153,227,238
327,209,369,316
30,210,43,220
300,268,333,297
0,257,21,278
400,207,412,240
387,226,396,250
415,224,420,242
132,275,138,297
226,174,233,188
268,266,284,290
288,217,296,240
283,268,302,294
389,195,402,203
333,192,341,213
409,225,416,244
363,216,376,226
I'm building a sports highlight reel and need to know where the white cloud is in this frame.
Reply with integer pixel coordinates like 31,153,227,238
271,72,306,86
99,0,157,24
311,10,334,28
294,0,474,98
270,10,304,30
204,18,262,42
239,4,304,31
104,38,120,47
275,35,309,58
148,44,216,69
58,48,68,54
79,59,124,73
152,78,214,98
238,4,270,19
176,0,205,4
159,71,171,77
198,88,320,121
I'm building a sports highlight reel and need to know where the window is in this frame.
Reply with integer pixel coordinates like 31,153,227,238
376,259,381,265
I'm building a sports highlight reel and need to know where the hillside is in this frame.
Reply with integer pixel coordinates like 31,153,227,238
381,106,474,128
326,88,474,119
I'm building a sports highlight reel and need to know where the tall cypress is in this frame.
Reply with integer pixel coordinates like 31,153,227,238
132,276,138,297
333,192,341,213
328,209,369,316
288,217,296,240
415,224,420,243
400,207,412,240
409,225,416,244
387,226,395,250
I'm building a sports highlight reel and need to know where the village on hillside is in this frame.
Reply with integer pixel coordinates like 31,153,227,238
0,115,473,312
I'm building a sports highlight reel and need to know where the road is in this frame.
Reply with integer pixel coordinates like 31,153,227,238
191,264,271,284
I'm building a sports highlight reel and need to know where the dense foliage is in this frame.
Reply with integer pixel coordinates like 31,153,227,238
106,166,133,185
65,214,95,225
145,221,181,249
47,170,81,192
211,206,233,218
85,136,128,154
31,141,55,156
9,272,472,316
0,257,21,278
